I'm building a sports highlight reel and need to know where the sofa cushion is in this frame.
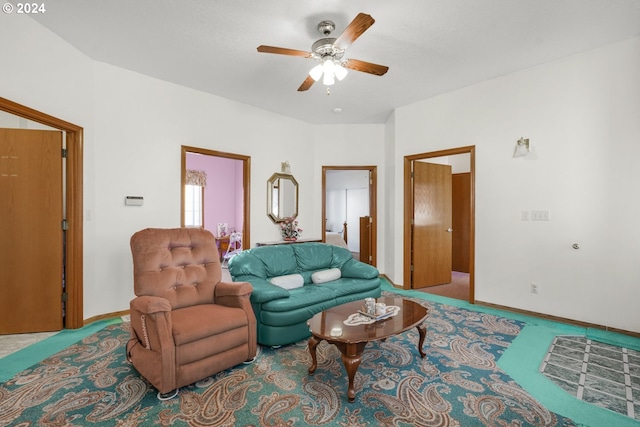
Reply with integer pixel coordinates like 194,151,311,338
261,285,334,312
269,274,304,290
317,277,381,299
252,245,299,277
311,268,342,284
171,304,248,346
292,244,335,271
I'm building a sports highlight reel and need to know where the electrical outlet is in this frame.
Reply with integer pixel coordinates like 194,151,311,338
530,283,539,294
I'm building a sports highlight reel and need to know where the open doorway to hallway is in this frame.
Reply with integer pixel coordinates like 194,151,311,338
403,146,475,303
322,166,377,266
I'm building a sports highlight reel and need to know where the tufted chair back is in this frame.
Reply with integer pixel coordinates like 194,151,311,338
131,227,221,310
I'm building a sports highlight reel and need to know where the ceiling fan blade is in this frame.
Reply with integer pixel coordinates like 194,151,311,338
344,58,389,76
257,45,312,58
297,75,315,92
334,13,375,50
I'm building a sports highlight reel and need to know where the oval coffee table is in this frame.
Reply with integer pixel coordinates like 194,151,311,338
307,295,428,402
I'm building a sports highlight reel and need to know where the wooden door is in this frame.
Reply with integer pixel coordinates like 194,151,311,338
1,128,64,333
452,173,470,273
412,161,452,288
359,216,371,265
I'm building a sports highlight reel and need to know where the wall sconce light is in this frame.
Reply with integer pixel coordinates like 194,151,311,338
513,137,530,157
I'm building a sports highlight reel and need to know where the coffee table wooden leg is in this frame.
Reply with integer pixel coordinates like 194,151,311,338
416,323,427,358
335,342,367,402
308,335,321,374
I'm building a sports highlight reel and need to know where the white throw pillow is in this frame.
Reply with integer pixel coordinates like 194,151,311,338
269,274,304,290
311,268,342,284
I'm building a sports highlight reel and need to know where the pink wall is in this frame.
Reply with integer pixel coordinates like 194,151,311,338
186,153,243,236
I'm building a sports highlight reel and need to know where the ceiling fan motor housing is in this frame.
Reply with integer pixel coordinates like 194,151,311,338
311,37,344,60
317,20,335,35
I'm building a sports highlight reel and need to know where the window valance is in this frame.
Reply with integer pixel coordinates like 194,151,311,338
186,170,207,187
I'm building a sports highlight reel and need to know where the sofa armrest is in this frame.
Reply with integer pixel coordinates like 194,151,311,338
340,259,380,279
234,275,290,304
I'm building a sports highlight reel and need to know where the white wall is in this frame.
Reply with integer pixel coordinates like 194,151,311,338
89,62,319,316
392,37,640,332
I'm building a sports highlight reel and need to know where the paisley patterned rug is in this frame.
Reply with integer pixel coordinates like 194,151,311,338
0,294,576,426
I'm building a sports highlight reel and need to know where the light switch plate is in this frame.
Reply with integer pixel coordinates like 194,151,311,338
125,196,144,206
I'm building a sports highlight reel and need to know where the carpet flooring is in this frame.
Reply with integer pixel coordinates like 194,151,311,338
0,292,576,427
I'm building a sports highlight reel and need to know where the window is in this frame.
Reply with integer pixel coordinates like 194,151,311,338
184,184,204,228
184,169,207,228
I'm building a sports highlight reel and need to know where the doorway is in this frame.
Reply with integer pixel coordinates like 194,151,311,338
0,97,83,331
403,146,475,303
322,166,377,266
181,146,251,248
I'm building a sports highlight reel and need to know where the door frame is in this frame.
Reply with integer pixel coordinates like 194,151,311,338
181,146,251,247
0,96,84,329
322,166,377,266
403,146,475,303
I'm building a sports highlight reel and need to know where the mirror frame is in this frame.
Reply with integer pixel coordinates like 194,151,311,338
267,172,299,223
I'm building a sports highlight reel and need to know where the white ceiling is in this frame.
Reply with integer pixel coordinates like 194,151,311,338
31,0,640,124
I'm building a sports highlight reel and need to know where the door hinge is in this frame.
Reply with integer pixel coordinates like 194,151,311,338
61,292,68,302
62,219,69,230
410,265,414,272
61,148,68,158
368,255,373,262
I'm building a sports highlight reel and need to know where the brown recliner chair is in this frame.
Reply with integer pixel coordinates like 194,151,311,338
127,227,256,397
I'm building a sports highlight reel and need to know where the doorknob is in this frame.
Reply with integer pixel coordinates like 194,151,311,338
446,228,453,232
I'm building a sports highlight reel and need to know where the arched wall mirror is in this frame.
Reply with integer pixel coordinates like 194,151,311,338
267,173,298,223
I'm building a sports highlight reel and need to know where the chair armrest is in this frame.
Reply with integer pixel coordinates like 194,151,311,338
214,281,257,356
130,295,171,314
129,296,174,356
215,281,253,298
215,281,254,311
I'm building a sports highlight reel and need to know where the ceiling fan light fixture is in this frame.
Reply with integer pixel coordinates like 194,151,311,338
322,71,335,86
322,57,335,74
309,64,323,81
334,63,348,81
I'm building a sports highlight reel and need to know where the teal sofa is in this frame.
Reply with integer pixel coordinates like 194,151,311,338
228,242,381,346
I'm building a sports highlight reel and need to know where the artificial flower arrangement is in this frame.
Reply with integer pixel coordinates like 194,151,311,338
280,215,303,241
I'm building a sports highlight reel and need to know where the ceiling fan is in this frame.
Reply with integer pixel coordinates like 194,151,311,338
257,13,389,92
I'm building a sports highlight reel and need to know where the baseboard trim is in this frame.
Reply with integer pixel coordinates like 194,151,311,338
84,309,130,326
475,300,640,339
